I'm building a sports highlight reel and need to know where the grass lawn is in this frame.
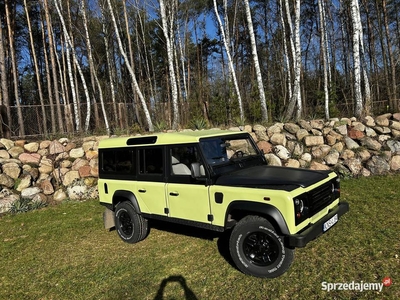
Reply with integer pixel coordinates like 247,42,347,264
0,176,399,299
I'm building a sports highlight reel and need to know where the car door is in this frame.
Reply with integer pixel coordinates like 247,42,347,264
166,145,212,224
135,147,168,216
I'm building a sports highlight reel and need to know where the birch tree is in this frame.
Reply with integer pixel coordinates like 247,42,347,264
81,0,110,135
244,0,268,122
318,0,329,119
159,0,180,129
100,6,118,127
350,0,363,117
42,0,62,133
213,0,244,122
123,0,141,126
283,0,302,120
105,0,154,131
53,0,92,131
357,4,371,115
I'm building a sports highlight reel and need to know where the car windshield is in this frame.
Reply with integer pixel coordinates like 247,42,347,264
199,134,262,172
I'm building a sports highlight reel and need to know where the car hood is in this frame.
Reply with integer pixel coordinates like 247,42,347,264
215,165,331,191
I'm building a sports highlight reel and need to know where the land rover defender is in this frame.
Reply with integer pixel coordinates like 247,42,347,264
98,130,349,278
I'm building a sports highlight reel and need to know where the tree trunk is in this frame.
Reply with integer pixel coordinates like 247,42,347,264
283,0,302,120
5,0,24,136
105,0,153,131
54,0,91,132
213,0,244,122
24,0,48,135
244,0,268,122
279,0,292,106
81,0,110,135
100,11,118,129
0,13,11,138
350,0,363,117
42,0,62,133
382,0,397,109
356,3,371,116
159,0,180,129
318,0,329,119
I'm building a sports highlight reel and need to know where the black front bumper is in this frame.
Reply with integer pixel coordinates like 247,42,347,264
286,201,349,248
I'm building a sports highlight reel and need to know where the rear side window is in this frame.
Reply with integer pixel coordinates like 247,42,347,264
100,149,135,175
139,148,163,174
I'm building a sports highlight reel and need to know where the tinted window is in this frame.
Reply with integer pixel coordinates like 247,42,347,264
101,149,135,174
139,148,163,174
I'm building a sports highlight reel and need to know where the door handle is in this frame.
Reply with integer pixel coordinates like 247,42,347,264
169,192,179,196
138,189,146,193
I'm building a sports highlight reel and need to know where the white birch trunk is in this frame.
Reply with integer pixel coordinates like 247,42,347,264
81,0,110,135
244,0,268,122
318,0,329,119
54,0,91,131
136,2,156,120
283,0,302,120
159,0,180,129
100,13,118,124
293,0,302,119
106,0,154,131
350,0,363,117
356,0,371,114
42,0,63,133
283,0,299,119
213,0,244,122
64,38,79,131
177,24,188,102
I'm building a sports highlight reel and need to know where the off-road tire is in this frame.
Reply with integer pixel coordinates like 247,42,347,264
115,201,148,244
229,215,294,278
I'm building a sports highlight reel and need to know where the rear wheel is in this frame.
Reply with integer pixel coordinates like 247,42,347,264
114,201,148,244
229,215,294,278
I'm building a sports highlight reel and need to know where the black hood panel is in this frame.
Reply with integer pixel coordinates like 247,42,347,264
215,165,331,191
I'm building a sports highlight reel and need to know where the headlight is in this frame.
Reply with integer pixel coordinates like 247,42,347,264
294,198,304,215
294,196,309,225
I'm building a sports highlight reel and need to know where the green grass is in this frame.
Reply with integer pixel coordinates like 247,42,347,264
0,176,399,299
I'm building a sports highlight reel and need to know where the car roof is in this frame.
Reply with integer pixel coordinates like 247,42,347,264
98,129,248,149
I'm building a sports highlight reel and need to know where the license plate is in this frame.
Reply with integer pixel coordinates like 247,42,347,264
323,214,338,232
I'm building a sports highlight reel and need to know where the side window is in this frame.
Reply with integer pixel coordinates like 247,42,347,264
102,150,116,172
100,149,135,176
116,150,133,172
170,146,201,176
139,148,163,174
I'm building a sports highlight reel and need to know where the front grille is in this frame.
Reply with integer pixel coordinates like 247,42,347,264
308,181,335,215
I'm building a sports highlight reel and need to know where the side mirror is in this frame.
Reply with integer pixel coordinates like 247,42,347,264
191,162,205,178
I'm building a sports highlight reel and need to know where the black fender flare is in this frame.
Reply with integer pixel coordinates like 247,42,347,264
113,190,141,214
225,201,290,235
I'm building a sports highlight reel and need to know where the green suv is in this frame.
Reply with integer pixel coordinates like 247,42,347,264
98,130,349,278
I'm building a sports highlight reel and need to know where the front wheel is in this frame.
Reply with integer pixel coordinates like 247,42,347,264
229,215,294,278
114,201,149,244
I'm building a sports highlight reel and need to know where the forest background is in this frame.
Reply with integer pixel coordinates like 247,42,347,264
0,0,399,138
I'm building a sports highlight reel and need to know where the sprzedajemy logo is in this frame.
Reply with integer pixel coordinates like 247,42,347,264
321,277,392,293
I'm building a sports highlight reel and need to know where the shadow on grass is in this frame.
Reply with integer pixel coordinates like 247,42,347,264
154,275,198,300
149,220,237,270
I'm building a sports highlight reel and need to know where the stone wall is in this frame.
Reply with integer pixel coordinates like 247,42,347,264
0,136,105,213
1,112,400,213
